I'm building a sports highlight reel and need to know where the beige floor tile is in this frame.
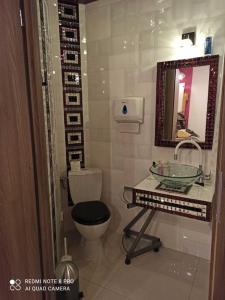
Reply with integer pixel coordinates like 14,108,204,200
131,247,199,284
68,231,209,300
80,278,127,300
79,278,102,300
69,233,124,286
104,261,192,300
77,258,122,287
127,272,192,300
189,258,209,300
189,287,208,300
95,287,128,300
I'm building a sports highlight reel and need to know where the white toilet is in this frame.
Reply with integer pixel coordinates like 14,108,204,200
68,168,111,257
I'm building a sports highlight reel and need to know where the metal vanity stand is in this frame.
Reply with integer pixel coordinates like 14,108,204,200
123,176,214,265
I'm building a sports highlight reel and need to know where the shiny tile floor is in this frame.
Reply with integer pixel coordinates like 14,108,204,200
68,231,209,300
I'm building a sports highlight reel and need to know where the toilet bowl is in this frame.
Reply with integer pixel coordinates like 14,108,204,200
71,200,111,239
68,168,111,259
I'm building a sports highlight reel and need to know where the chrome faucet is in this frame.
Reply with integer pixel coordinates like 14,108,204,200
174,137,204,186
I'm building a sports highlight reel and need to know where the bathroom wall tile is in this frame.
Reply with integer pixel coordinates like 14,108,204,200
149,213,181,250
87,54,110,72
88,70,110,101
107,194,141,232
111,19,127,37
109,170,125,196
88,101,110,129
101,168,112,199
86,5,111,41
156,29,180,48
89,141,111,169
111,0,126,22
126,0,140,17
93,34,139,57
180,238,211,260
109,52,139,70
123,158,152,186
123,68,155,97
111,154,125,171
155,47,176,62
86,40,99,57
172,0,192,23
112,143,152,161
147,208,212,259
139,30,156,51
177,219,212,259
139,0,161,13
138,49,156,70
96,38,112,56
89,128,111,143
109,69,125,99
111,35,139,55
191,1,209,20
208,0,225,17
125,15,142,35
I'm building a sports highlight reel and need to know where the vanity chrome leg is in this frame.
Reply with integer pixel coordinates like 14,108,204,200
124,209,161,265
123,207,148,233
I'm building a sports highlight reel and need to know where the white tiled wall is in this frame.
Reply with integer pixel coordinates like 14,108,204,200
85,0,225,259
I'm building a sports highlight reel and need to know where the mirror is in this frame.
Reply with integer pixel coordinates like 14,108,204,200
155,55,219,149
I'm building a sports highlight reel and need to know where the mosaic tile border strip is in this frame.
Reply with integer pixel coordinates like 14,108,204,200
133,188,212,222
58,0,85,171
62,49,80,65
66,130,83,146
65,111,83,127
64,90,82,107
155,55,219,150
63,70,81,86
58,3,78,21
66,148,84,165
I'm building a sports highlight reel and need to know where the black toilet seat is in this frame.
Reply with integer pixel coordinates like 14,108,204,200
71,201,110,226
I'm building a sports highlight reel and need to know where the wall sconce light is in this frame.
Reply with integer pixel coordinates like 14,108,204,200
180,31,196,47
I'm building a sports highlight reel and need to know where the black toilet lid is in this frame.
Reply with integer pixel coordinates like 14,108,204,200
71,201,110,225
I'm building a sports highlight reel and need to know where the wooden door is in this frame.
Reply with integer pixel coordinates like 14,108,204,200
0,1,54,299
209,63,225,299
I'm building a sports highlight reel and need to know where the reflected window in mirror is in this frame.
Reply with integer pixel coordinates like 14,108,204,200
155,55,219,149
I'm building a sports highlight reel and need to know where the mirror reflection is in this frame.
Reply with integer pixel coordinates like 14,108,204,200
163,65,210,142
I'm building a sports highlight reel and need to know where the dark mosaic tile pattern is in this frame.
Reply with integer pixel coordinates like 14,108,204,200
58,1,85,169
58,0,85,206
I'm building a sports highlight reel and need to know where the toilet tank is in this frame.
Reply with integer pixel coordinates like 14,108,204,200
68,168,102,204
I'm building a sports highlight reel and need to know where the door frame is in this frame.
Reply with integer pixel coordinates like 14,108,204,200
209,60,225,299
21,1,55,298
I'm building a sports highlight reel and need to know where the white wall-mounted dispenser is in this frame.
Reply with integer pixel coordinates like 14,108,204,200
113,97,144,133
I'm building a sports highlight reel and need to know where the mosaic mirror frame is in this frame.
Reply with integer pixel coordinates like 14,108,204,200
155,55,219,149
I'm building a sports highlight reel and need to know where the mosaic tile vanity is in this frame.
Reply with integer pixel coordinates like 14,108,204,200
132,176,214,222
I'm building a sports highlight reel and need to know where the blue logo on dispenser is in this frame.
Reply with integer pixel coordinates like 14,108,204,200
122,104,128,114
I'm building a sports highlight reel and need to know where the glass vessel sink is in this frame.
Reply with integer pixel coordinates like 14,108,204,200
150,162,202,188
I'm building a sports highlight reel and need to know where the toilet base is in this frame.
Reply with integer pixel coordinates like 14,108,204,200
81,238,104,262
